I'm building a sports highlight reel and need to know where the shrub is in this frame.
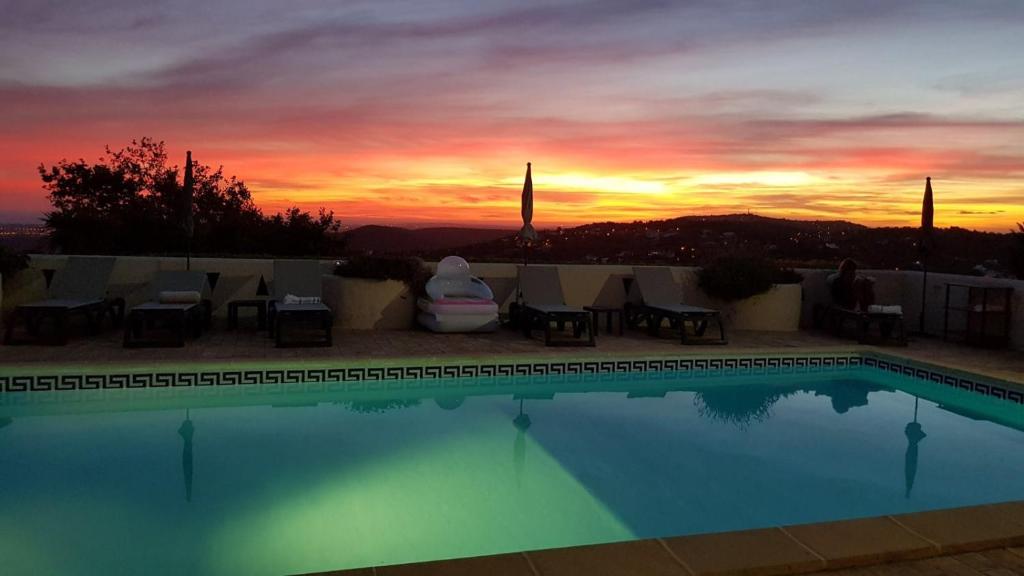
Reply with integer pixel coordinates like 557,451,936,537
697,256,803,302
334,255,430,293
0,246,29,285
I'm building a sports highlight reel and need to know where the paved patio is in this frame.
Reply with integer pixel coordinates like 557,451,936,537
814,547,1024,576
1,322,1021,386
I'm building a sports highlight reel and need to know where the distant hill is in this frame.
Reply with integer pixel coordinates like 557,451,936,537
442,213,1019,276
342,225,514,254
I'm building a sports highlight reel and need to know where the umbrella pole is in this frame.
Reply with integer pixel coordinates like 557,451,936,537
918,263,927,334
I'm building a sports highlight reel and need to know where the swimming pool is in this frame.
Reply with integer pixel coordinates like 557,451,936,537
1,354,1022,575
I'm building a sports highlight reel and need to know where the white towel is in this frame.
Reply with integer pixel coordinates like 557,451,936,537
867,304,902,315
283,294,321,305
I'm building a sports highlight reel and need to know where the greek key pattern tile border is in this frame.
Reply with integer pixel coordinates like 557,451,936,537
862,355,1023,404
2,355,858,393
1,353,1019,404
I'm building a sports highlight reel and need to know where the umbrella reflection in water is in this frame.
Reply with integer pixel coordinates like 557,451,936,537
513,398,531,488
179,409,194,503
904,397,926,498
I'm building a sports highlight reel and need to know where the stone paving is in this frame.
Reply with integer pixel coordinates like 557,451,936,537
2,320,1021,386
811,547,1024,576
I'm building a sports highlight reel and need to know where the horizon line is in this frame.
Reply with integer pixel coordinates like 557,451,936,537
0,212,1018,234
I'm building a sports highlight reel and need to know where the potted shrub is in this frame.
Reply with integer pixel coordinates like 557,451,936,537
0,247,29,326
327,256,429,329
695,256,804,331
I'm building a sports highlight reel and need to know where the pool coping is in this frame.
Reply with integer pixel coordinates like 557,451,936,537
303,500,1024,576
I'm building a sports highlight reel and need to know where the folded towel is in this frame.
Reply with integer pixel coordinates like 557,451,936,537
283,294,321,305
867,304,902,315
158,290,202,304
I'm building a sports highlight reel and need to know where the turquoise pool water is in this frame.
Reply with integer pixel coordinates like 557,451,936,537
1,365,1022,575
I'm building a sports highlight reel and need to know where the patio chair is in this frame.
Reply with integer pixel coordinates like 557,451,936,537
268,260,333,347
123,270,212,348
4,256,122,345
518,266,594,346
628,266,726,344
817,274,906,345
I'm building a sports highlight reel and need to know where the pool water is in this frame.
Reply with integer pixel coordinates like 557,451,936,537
1,366,1022,575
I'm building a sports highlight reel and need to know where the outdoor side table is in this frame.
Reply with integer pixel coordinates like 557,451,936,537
943,284,1013,348
584,305,624,335
228,299,268,330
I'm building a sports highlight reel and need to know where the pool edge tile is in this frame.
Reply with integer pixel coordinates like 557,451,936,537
525,538,689,576
782,516,938,569
889,502,1024,554
663,526,826,576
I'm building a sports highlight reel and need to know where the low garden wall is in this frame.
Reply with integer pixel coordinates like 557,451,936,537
1,255,1021,348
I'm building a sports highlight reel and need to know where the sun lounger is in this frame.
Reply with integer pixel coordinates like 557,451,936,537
4,256,121,345
629,267,726,344
518,266,594,346
123,270,212,348
268,260,333,347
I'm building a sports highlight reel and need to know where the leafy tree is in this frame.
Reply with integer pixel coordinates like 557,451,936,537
1012,223,1024,279
39,138,341,256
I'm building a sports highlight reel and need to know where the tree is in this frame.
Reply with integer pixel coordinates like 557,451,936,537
1012,223,1024,279
39,138,341,256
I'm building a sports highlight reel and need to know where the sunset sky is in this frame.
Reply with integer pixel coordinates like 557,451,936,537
1,1,1022,231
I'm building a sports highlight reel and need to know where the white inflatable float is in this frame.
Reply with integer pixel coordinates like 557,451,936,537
418,256,499,333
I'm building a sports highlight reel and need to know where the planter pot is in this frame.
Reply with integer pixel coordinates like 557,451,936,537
324,275,415,330
694,284,802,331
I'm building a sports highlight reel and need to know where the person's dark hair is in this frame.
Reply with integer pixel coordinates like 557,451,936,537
838,258,857,275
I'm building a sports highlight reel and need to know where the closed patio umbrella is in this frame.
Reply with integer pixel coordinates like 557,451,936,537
183,151,195,271
918,177,934,333
515,162,539,314
519,162,538,259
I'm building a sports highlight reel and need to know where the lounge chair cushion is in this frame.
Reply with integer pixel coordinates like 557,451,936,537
17,298,104,310
283,294,322,305
133,302,198,312
159,290,202,304
647,302,718,315
526,304,587,315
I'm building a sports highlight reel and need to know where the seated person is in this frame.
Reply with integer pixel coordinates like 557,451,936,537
825,259,904,342
828,258,875,311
